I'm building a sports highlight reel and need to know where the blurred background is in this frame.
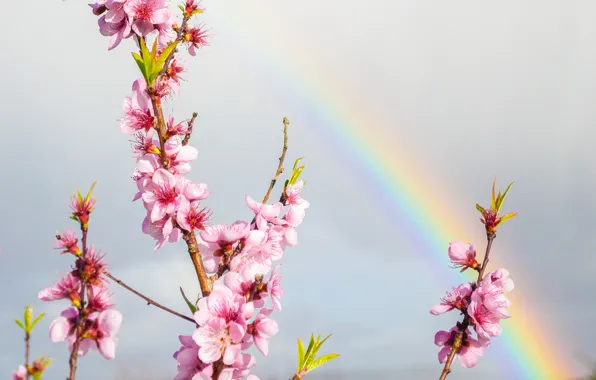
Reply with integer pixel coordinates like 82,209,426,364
1,1,595,379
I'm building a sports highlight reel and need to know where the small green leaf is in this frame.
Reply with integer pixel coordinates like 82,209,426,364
178,4,185,12
496,181,515,212
15,319,25,330
31,312,46,330
303,334,318,366
132,52,147,80
499,212,517,224
151,40,180,83
297,338,306,370
70,215,79,222
475,204,486,214
84,181,97,204
24,305,32,331
180,287,198,314
307,353,340,372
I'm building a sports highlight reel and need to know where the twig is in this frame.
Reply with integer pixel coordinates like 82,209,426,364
439,234,495,380
25,331,30,379
261,117,289,204
183,230,212,296
182,112,198,146
104,272,195,324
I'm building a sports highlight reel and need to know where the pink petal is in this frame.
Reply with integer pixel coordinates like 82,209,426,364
430,304,453,315
97,337,116,359
49,317,70,342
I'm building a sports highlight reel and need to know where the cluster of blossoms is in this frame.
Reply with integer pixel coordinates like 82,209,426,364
430,182,517,374
90,0,207,53
173,183,309,379
431,242,514,367
88,1,311,379
37,190,122,361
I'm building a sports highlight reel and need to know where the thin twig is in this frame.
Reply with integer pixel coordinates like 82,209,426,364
182,112,198,146
25,331,30,379
183,230,212,296
104,272,195,324
261,117,289,204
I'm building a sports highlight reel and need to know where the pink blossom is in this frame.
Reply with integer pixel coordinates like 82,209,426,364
267,265,283,311
184,26,208,56
467,290,502,339
199,222,251,272
177,200,212,232
120,81,154,134
284,181,309,207
164,135,199,174
142,214,183,250
166,114,187,137
247,308,279,356
87,285,113,312
245,195,284,230
89,0,107,16
173,335,214,380
124,0,172,36
142,169,184,222
480,268,514,293
193,319,242,365
55,229,81,255
194,283,250,334
430,282,472,315
131,129,160,160
98,9,132,50
473,282,511,319
435,327,489,368
93,309,123,359
11,365,27,380
49,307,78,343
448,241,479,272
38,273,81,305
75,245,108,287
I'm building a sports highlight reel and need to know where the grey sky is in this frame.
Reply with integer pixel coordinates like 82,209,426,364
1,1,595,379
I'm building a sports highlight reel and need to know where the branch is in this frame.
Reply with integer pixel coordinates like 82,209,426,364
68,227,88,380
104,272,195,324
182,112,198,146
261,117,289,204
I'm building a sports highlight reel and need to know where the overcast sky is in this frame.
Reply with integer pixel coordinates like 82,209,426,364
1,1,595,379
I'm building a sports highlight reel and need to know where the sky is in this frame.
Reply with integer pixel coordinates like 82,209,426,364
1,0,595,379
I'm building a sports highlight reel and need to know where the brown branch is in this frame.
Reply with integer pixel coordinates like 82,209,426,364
261,117,289,204
183,230,212,296
438,234,495,380
182,112,198,146
25,331,30,379
104,272,195,324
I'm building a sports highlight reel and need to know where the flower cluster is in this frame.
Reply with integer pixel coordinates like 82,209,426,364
173,184,309,379
431,244,514,368
38,189,122,361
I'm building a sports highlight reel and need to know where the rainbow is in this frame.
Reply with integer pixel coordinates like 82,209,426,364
209,5,572,379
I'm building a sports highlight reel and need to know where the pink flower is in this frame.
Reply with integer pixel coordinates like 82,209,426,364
284,181,309,207
11,365,27,380
184,26,208,56
448,241,479,272
194,283,249,333
165,135,198,174
124,0,172,36
473,283,511,319
131,129,160,159
92,309,123,359
173,335,214,380
87,285,113,312
193,319,242,365
467,290,502,339
267,265,283,311
430,282,472,315
55,229,81,255
246,308,279,355
74,245,108,287
142,214,183,250
38,273,81,306
120,81,154,134
480,268,514,293
98,6,132,50
199,222,251,272
245,195,284,230
177,200,212,232
49,307,78,343
435,327,489,368
142,169,184,222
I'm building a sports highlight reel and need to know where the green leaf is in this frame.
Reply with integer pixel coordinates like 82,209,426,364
499,212,517,224
475,204,486,214
132,52,147,80
84,181,97,204
24,305,32,331
303,334,318,366
307,353,340,372
180,287,198,314
496,181,515,212
33,372,42,380
490,178,497,210
178,4,185,12
15,319,24,330
297,338,306,370
31,312,46,330
151,40,180,83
